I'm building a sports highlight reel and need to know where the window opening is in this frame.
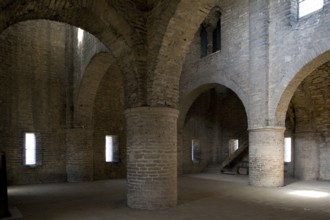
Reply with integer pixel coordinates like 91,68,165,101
105,135,119,163
191,139,201,163
298,0,324,18
77,28,84,45
200,25,208,57
229,139,239,155
284,137,292,163
212,19,221,52
24,133,36,166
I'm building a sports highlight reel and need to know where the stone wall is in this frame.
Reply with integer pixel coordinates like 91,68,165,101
0,20,69,184
180,0,330,186
93,62,126,180
180,0,250,119
72,28,108,104
270,0,330,126
287,62,330,180
181,90,215,174
0,20,111,185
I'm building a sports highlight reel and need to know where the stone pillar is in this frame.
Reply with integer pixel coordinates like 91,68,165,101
294,132,319,180
66,128,94,182
249,127,285,187
125,107,179,210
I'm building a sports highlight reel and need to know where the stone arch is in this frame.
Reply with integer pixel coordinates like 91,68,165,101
178,82,248,132
147,0,217,107
275,50,330,126
0,0,140,105
178,82,248,174
179,77,249,131
0,1,133,50
74,52,118,129
179,84,216,131
202,6,222,28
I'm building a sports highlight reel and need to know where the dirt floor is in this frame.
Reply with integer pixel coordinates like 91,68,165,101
4,174,330,220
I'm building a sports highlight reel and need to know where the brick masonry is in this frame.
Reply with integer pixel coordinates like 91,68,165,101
179,86,247,174
249,127,285,187
0,20,123,184
125,107,179,209
0,0,329,210
294,132,320,180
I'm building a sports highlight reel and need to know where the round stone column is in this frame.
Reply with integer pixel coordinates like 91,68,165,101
125,107,179,209
294,131,320,180
249,127,285,187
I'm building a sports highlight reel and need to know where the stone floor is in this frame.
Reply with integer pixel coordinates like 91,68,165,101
5,174,330,220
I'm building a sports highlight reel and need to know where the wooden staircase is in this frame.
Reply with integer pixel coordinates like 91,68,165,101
220,131,249,174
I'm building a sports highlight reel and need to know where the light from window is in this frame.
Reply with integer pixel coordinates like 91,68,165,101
25,133,36,166
284,137,292,163
192,139,201,163
105,135,119,163
77,28,84,45
299,0,324,18
229,139,239,155
289,190,329,198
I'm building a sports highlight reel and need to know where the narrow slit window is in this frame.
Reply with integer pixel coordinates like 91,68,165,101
105,135,119,163
284,137,292,163
25,133,36,166
229,139,239,155
77,28,84,46
191,139,201,163
299,0,324,18
212,19,221,52
200,25,208,57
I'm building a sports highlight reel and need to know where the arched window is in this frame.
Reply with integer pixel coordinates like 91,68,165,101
199,8,221,57
200,25,208,57
212,19,221,52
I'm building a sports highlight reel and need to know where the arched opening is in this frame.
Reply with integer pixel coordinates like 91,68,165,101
179,84,248,175
200,7,222,57
284,61,329,180
0,19,122,185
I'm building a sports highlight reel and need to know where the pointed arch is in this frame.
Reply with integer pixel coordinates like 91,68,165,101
74,52,121,129
0,0,139,104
